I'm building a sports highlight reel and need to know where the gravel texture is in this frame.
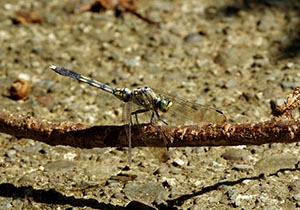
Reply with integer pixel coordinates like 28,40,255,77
1,0,300,209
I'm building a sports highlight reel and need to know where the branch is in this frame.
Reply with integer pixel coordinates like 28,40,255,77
1,87,300,148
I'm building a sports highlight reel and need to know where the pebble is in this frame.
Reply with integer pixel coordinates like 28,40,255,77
172,158,185,167
153,165,169,176
226,188,238,200
106,179,120,187
281,81,300,89
123,182,166,204
183,32,203,43
283,62,294,69
191,147,206,153
232,164,254,171
292,193,300,201
214,46,254,69
111,191,125,199
255,153,300,175
271,98,286,107
151,1,174,11
289,180,300,192
11,199,24,208
257,12,284,32
221,148,250,162
44,160,77,172
224,78,240,89
3,3,13,10
109,173,137,183
63,152,78,161
124,57,141,67
0,203,13,210
252,54,270,67
23,142,43,154
9,78,30,100
5,149,16,158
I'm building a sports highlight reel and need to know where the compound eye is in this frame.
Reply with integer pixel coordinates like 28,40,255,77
159,99,172,112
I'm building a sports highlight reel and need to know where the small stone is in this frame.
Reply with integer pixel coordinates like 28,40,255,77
109,173,137,182
9,78,30,100
111,192,124,199
289,180,300,192
23,142,43,154
255,153,299,175
124,182,166,204
124,57,141,67
0,203,13,210
284,62,294,69
5,149,16,158
106,179,120,187
4,3,13,10
281,81,300,89
172,158,185,167
11,199,24,208
183,32,203,43
232,164,254,171
224,78,240,89
221,148,250,162
63,152,78,161
44,160,77,172
153,165,169,176
293,193,300,201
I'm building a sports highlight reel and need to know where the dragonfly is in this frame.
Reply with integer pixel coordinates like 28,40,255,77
49,65,226,162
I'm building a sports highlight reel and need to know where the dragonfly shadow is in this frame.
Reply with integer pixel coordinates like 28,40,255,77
0,183,125,210
160,166,300,209
49,123,168,149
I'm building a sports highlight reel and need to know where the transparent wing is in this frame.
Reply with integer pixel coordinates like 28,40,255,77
122,98,134,164
155,91,226,126
147,91,226,162
123,98,169,163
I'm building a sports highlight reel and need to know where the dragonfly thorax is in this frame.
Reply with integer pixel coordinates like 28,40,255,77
113,88,132,102
131,86,157,109
134,87,173,113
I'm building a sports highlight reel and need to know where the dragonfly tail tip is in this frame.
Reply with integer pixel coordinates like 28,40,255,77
49,65,57,70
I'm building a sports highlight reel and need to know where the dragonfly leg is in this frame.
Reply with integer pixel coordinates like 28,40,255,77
131,108,151,124
131,109,170,150
153,110,170,150
154,110,168,125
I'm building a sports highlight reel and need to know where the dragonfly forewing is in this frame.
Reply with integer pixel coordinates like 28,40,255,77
156,92,226,126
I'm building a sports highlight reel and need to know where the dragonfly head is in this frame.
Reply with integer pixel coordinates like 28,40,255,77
158,98,173,113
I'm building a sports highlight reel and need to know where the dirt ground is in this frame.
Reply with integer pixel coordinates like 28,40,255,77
1,0,300,209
